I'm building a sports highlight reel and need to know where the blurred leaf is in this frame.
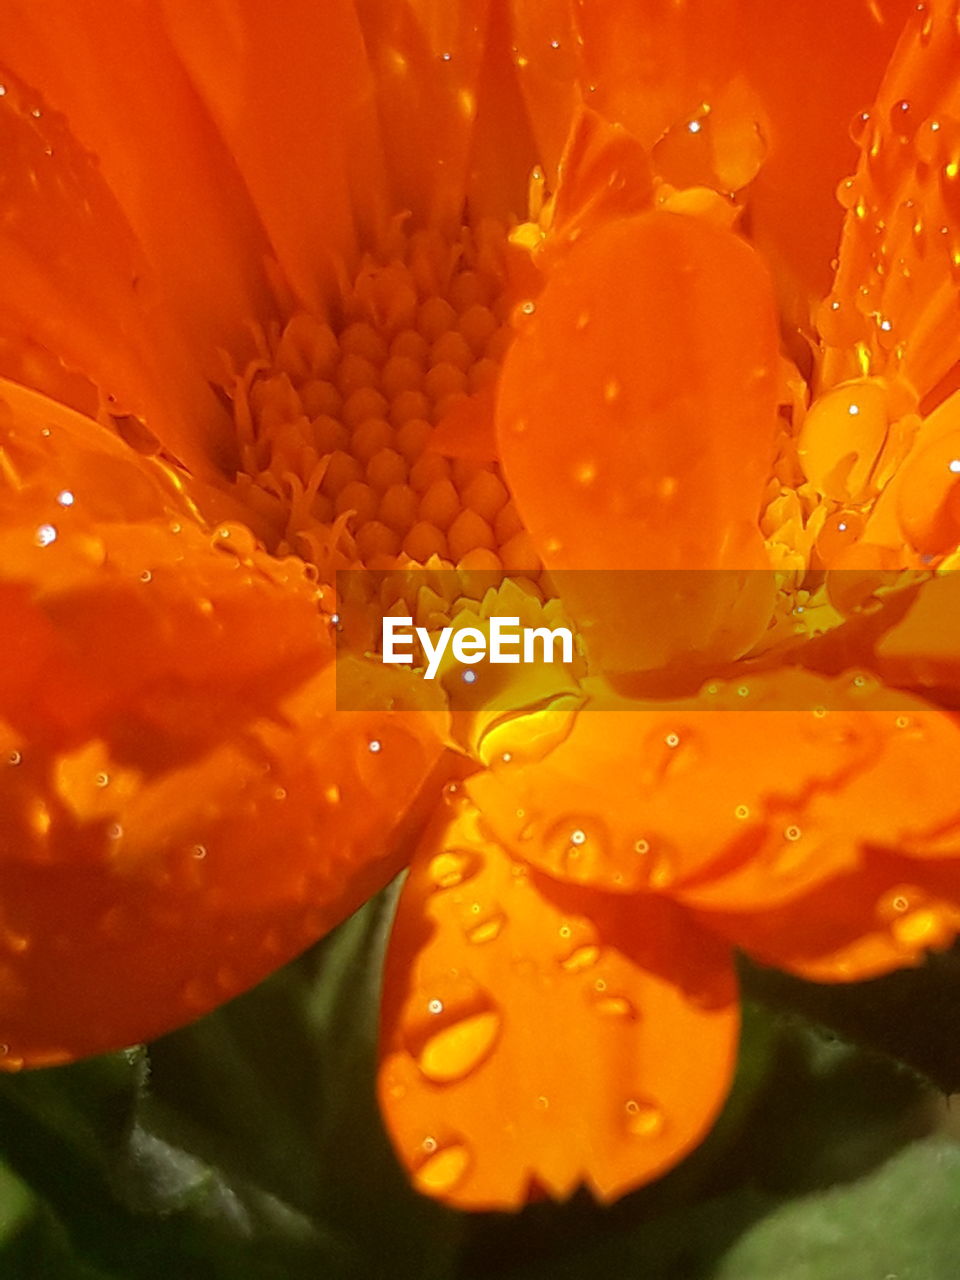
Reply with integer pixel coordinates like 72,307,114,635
741,945,960,1093
713,1136,960,1280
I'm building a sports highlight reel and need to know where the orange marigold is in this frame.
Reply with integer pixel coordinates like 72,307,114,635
2,0,960,1212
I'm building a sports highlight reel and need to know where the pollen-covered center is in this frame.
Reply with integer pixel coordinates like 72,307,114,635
228,222,542,620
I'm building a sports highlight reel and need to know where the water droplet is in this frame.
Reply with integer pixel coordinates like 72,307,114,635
413,1140,471,1194
429,849,479,890
192,844,207,860
34,523,57,547
95,772,110,788
560,944,600,973
139,569,153,583
7,750,21,767
368,738,382,753
466,912,505,945
784,825,802,842
735,804,750,820
625,1098,665,1138
413,1006,502,1083
56,489,74,506
836,176,859,210
889,98,916,140
593,993,637,1019
892,906,951,952
544,815,612,882
849,107,873,148
641,725,702,786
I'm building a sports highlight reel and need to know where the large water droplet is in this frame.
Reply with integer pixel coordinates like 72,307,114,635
410,1000,502,1084
413,1139,471,1194
624,1098,665,1138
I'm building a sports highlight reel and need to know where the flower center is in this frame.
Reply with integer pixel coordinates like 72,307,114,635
228,221,542,622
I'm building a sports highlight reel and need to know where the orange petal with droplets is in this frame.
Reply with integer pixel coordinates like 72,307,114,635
821,0,960,405
468,672,960,903
700,852,960,984
0,70,231,473
378,801,738,1209
356,0,502,230
0,0,276,385
496,212,779,671
0,386,445,1067
162,0,388,311
566,0,914,322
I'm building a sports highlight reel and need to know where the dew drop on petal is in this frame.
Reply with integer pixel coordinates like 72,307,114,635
624,1098,666,1138
560,943,600,974
466,912,505,944
429,849,478,890
413,1141,471,1194
414,1008,502,1084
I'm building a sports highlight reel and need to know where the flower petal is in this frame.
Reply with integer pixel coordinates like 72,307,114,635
378,800,738,1208
0,383,445,1067
513,0,914,318
356,0,505,227
467,671,960,902
821,0,960,405
0,68,232,472
496,211,779,671
701,851,960,983
161,0,389,311
0,0,276,384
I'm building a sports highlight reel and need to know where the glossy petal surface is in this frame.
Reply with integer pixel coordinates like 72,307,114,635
379,802,738,1209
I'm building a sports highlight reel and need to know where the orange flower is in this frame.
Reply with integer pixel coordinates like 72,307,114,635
2,0,959,1213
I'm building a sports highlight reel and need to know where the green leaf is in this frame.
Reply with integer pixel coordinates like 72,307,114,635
713,1136,960,1280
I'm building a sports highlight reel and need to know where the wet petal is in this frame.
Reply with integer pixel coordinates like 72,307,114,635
514,0,914,317
468,671,960,900
0,68,231,473
702,851,960,983
821,0,960,407
496,211,779,671
0,0,276,383
357,0,512,228
0,384,445,1067
378,801,738,1208
162,0,389,311
874,568,960,684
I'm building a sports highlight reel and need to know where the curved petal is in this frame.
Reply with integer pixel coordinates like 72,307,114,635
496,211,779,671
820,0,960,406
378,800,738,1209
0,382,445,1067
355,0,508,227
0,0,277,383
0,68,232,473
699,851,960,983
467,671,960,901
161,0,389,312
511,0,915,319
